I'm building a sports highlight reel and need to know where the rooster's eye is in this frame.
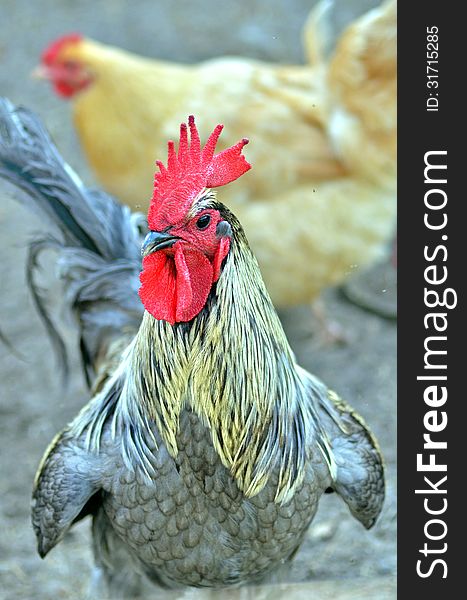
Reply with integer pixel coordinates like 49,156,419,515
196,214,211,230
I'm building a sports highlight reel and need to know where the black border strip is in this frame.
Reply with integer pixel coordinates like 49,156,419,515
398,1,461,595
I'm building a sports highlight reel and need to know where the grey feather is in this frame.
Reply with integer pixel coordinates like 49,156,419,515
0,97,145,382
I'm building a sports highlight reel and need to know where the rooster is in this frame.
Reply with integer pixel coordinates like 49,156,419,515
0,98,384,596
33,0,397,309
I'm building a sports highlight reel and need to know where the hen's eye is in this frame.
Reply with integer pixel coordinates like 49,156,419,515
196,214,211,230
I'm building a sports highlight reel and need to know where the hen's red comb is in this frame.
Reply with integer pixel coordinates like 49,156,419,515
42,33,83,66
148,116,251,230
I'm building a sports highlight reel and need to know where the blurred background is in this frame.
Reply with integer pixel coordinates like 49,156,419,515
0,0,396,598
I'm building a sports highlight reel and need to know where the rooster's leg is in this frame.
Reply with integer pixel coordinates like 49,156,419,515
91,510,144,599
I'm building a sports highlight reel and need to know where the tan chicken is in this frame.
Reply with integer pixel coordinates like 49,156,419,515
35,0,396,308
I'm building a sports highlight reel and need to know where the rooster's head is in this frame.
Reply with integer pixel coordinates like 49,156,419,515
139,116,251,325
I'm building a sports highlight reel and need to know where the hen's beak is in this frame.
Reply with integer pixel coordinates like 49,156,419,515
31,65,51,80
141,230,180,256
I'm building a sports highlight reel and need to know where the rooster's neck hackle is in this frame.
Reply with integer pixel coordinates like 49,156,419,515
126,219,329,502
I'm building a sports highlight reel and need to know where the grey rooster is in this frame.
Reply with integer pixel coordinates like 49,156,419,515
0,98,384,597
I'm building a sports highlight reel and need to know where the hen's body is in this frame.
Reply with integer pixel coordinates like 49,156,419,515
38,0,397,307
0,99,384,596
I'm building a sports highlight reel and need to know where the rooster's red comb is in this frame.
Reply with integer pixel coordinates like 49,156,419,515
148,116,251,230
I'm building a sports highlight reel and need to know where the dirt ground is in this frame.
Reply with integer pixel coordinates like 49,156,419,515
0,1,396,598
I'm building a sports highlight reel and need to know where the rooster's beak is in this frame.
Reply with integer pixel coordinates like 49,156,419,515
141,230,180,256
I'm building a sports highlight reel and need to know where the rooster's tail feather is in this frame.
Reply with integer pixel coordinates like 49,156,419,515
0,97,145,386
